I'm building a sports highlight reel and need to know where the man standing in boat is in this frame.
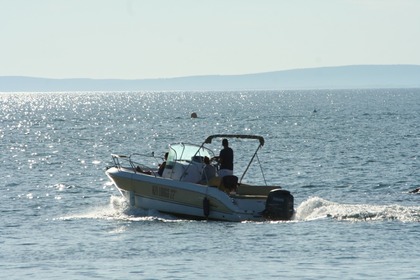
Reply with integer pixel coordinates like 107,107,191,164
217,138,234,177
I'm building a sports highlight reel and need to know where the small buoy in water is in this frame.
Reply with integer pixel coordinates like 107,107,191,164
191,112,198,118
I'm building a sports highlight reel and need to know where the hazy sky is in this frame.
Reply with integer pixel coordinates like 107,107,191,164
1,0,420,79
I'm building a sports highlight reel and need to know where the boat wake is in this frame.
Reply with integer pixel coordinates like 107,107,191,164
60,195,420,224
58,195,183,222
295,196,420,222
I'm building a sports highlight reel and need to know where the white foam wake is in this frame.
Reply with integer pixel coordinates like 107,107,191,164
295,196,420,222
57,195,182,222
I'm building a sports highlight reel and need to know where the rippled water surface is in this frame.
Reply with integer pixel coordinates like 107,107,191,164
1,89,419,279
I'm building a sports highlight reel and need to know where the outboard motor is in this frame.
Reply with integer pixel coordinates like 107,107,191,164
264,189,294,220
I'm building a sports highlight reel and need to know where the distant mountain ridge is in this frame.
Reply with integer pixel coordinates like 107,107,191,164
1,65,420,92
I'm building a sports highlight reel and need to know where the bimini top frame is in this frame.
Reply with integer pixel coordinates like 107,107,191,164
202,134,266,184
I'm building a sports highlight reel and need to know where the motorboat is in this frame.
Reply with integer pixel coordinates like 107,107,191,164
105,134,294,221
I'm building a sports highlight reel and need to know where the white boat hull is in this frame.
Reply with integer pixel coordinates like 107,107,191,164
106,167,273,221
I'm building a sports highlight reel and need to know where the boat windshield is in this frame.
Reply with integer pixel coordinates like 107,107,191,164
167,143,214,163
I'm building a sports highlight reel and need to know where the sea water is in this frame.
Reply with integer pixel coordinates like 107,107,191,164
0,89,419,279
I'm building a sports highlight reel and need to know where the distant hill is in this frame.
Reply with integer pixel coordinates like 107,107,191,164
1,65,420,92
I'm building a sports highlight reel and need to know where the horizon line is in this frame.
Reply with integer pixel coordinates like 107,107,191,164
2,64,420,81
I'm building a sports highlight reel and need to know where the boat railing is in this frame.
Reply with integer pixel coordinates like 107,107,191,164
110,154,127,169
110,153,160,177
